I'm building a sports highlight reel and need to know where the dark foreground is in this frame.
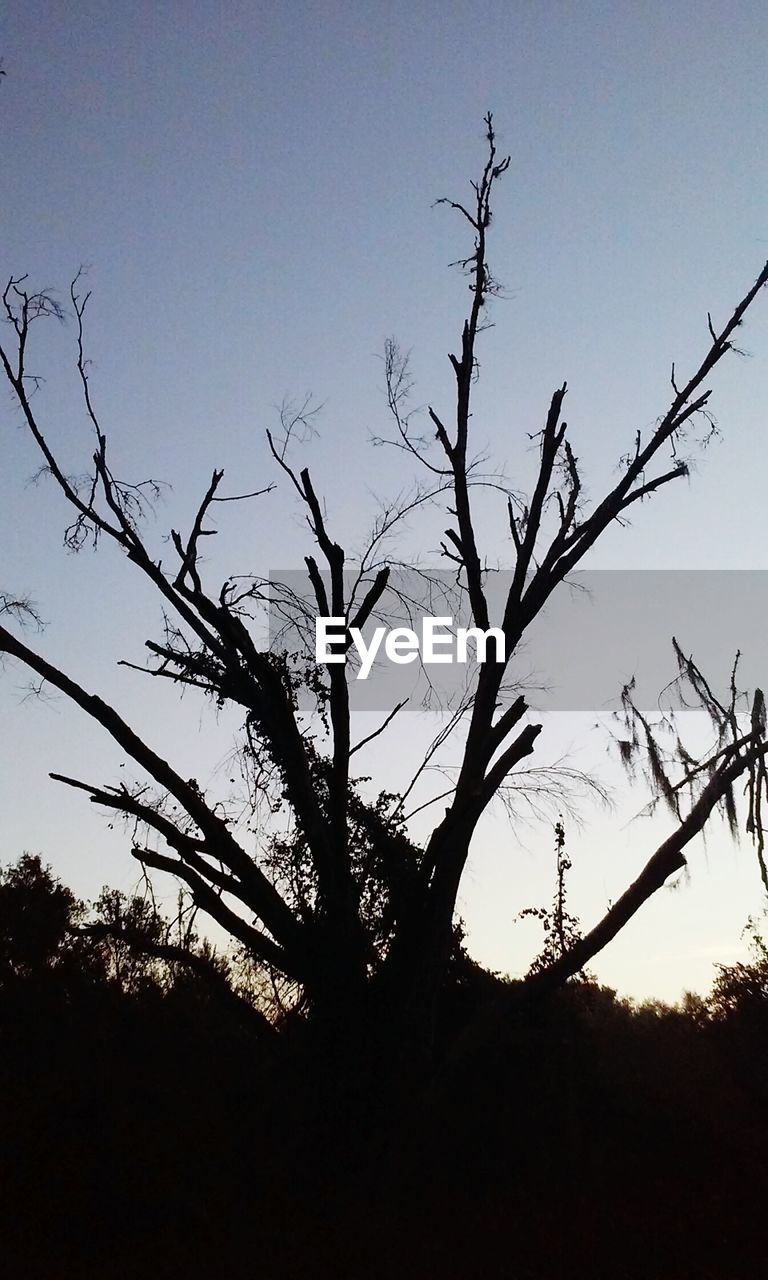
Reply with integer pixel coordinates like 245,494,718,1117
1,971,766,1280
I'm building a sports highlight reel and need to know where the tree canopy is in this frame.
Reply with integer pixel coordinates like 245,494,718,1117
1,116,767,1061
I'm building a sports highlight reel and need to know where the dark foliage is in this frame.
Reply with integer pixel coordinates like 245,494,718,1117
0,854,766,1279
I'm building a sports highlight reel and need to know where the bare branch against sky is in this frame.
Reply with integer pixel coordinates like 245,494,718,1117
1,3,768,1005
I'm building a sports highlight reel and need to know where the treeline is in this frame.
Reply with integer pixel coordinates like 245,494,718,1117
1,853,766,1279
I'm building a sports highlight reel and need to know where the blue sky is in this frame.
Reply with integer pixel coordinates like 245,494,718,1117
1,1,767,998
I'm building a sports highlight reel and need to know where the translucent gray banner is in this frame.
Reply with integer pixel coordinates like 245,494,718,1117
268,569,766,713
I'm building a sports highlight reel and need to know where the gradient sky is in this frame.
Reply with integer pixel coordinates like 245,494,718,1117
2,1,768,1000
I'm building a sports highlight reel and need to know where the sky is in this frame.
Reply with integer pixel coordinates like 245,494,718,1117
1,0,768,1000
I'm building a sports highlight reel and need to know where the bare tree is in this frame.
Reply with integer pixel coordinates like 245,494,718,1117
1,115,767,1060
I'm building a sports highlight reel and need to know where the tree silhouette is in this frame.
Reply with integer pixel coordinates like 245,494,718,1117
519,818,586,976
1,115,768,1061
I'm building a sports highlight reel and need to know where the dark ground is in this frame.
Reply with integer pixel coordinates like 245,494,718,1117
1,972,765,1280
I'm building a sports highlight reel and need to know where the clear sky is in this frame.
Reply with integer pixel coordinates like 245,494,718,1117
1,1,768,1000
